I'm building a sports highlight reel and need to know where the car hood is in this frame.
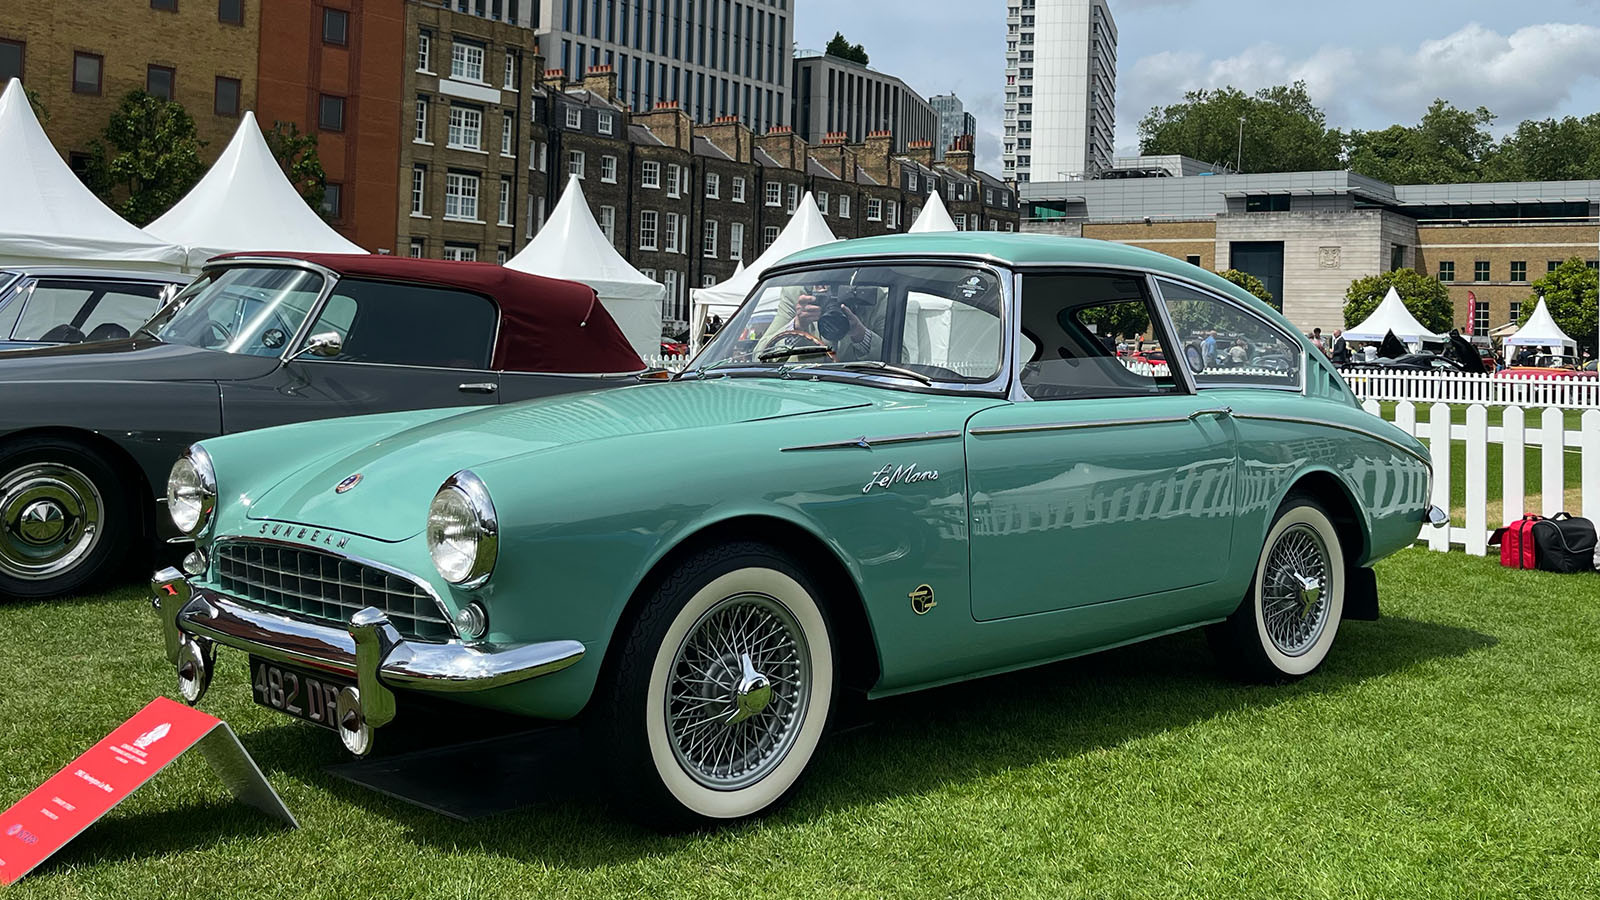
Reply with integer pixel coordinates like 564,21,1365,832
242,377,878,540
0,337,281,382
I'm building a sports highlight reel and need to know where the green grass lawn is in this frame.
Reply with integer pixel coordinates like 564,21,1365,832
4,551,1600,898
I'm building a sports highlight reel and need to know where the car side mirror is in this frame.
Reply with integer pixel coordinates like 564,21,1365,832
285,331,342,364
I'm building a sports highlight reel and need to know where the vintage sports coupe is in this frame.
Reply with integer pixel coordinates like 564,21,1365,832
151,234,1441,827
0,253,643,600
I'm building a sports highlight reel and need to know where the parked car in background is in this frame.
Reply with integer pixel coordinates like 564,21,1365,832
0,267,188,352
1500,353,1596,378
1360,352,1466,372
0,253,644,600
152,234,1436,829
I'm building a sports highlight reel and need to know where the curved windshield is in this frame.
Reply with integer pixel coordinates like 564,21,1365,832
145,266,325,356
691,263,1005,384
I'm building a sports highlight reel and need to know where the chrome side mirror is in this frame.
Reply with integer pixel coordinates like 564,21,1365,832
285,331,343,363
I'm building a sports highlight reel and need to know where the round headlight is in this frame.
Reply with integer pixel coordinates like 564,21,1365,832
426,470,498,588
167,446,217,536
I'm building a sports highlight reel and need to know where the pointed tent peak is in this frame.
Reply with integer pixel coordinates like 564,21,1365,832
1343,284,1443,344
733,260,746,275
909,190,957,233
0,78,186,270
1503,295,1578,349
782,192,837,248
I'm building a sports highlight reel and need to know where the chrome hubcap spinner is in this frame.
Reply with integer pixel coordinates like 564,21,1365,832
0,463,104,581
1261,522,1331,656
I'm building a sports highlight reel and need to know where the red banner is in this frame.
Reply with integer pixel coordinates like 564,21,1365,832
0,696,293,885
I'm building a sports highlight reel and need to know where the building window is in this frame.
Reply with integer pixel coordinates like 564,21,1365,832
411,165,427,216
667,164,682,198
1186,255,1202,267
1437,261,1454,283
151,0,176,10
414,96,430,142
498,178,512,225
73,52,103,95
446,105,481,149
639,210,659,250
214,76,240,116
839,195,851,218
1509,300,1520,323
536,141,547,171
217,0,243,26
952,213,965,231
705,173,720,199
663,270,681,321
664,213,683,253
1510,260,1527,283
417,31,432,72
765,181,781,206
786,184,798,213
318,94,345,131
0,39,21,83
1472,302,1488,337
409,238,425,258
985,188,994,205
501,115,514,156
452,40,486,82
565,105,582,129
731,177,746,202
908,172,919,192
641,160,660,188
601,155,617,182
886,201,898,229
321,183,342,219
702,274,717,288
1547,260,1561,273
146,65,175,101
599,205,616,244
497,248,508,265
1474,260,1490,282
598,112,613,135
444,171,480,221
443,244,478,262
568,149,585,178
816,191,828,214
323,8,348,46
729,222,744,260
503,51,517,89
1244,195,1291,212
763,225,779,247
867,197,882,221
703,219,718,258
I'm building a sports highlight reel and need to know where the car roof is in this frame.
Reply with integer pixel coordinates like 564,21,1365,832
0,266,187,282
211,252,644,374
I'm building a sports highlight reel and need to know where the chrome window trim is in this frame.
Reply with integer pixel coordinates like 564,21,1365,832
1148,276,1307,394
1229,412,1431,469
970,407,1231,437
781,429,964,452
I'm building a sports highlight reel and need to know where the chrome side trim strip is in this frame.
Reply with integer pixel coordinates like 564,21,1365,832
1229,412,1432,468
781,429,964,452
969,414,1196,436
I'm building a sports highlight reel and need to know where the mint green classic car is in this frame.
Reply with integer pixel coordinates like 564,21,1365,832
152,234,1441,827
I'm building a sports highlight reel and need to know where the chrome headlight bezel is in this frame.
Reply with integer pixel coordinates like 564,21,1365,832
167,445,217,538
426,469,498,589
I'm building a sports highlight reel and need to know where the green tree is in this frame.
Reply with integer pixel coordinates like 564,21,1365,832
1136,82,1343,173
1343,269,1455,335
263,120,327,214
25,87,48,124
1217,269,1273,306
1521,258,1598,355
1348,99,1496,184
824,31,869,66
1079,302,1149,340
84,90,206,226
1485,114,1600,182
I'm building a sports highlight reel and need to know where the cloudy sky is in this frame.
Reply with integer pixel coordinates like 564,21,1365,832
793,0,1600,172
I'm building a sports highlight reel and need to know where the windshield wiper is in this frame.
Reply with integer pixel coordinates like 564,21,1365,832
756,344,835,362
680,356,774,379
806,360,933,385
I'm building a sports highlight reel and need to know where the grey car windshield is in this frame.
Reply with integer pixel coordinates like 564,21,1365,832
692,263,1005,383
146,266,325,356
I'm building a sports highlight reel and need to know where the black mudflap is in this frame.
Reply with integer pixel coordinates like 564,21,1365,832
1343,565,1380,620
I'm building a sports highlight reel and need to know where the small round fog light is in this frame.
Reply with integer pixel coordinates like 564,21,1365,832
182,549,208,576
454,602,487,641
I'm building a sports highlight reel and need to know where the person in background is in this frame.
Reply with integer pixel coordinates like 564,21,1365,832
1229,338,1249,365
1330,328,1349,365
1202,330,1218,365
1308,327,1326,353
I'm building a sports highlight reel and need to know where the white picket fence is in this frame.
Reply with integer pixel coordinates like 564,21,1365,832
644,353,690,371
1360,399,1600,555
1345,368,1600,409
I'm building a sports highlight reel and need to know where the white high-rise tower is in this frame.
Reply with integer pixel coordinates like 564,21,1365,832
1003,0,1116,184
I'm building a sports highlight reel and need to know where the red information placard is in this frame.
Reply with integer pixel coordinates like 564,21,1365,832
0,696,295,885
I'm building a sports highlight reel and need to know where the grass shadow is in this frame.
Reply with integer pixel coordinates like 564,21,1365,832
28,800,288,875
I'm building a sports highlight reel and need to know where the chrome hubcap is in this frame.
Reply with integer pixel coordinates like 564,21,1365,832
1262,523,1331,656
667,593,809,790
0,463,104,581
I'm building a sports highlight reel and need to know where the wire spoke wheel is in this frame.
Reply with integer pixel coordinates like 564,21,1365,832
1259,522,1330,657
0,462,104,582
665,592,811,790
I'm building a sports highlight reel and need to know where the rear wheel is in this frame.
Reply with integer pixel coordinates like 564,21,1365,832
596,542,835,829
0,437,134,600
1209,494,1344,682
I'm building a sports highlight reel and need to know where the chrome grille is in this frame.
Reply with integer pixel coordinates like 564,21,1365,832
212,541,453,642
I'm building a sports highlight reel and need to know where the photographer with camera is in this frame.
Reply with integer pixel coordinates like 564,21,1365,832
756,281,882,362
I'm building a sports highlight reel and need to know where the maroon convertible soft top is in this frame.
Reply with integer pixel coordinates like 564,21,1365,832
234,253,645,373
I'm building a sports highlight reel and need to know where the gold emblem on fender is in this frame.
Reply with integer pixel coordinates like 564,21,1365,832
909,584,936,615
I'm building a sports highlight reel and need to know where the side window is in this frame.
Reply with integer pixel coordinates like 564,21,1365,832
1016,272,1180,400
0,280,26,338
1158,279,1301,388
13,281,94,341
303,279,496,369
77,284,166,339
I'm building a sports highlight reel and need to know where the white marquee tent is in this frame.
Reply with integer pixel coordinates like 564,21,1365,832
146,111,365,267
1343,286,1444,346
505,175,665,359
689,191,836,352
1501,296,1577,353
0,78,186,272
908,190,957,233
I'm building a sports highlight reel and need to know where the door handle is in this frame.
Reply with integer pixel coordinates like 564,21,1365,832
1189,406,1232,420
458,382,498,394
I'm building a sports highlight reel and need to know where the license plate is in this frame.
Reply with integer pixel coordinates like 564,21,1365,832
249,656,351,730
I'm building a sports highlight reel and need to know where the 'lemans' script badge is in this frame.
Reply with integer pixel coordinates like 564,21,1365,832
258,522,351,549
335,473,363,494
862,463,939,494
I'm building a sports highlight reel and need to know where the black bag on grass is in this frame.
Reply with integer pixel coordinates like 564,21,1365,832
1529,513,1597,574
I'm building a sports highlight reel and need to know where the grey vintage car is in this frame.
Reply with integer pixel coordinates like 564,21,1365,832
0,252,645,600
0,266,188,352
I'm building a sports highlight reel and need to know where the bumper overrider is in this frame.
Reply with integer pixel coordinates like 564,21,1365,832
151,567,585,755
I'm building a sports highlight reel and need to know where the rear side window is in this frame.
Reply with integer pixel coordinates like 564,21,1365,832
1016,272,1181,400
303,278,497,369
12,279,166,342
1157,279,1301,389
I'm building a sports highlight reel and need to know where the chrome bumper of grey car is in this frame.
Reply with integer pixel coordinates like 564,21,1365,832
151,567,585,754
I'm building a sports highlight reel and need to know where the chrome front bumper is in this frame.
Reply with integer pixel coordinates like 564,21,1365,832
151,567,585,754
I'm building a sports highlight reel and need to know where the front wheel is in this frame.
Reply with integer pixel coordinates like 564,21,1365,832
1209,495,1345,682
596,542,835,829
0,437,134,600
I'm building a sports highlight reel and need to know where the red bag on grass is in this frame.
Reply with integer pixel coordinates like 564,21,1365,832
1488,515,1543,569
